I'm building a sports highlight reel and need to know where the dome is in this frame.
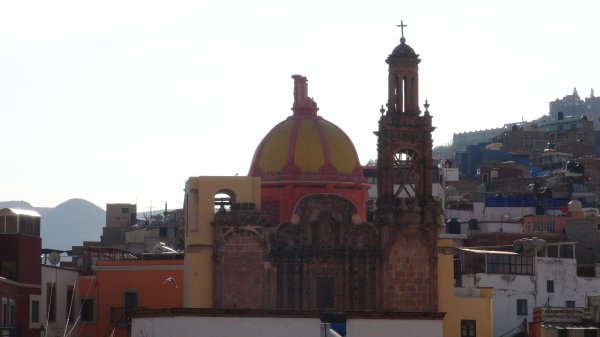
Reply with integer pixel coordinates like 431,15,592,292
248,75,364,183
391,41,417,57
387,37,419,63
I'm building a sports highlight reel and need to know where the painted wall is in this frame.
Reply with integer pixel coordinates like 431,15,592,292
78,259,184,337
438,238,493,337
184,176,261,308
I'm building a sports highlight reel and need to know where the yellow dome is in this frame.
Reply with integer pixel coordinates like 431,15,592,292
248,75,363,183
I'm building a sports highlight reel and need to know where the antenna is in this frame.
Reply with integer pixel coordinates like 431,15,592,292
147,200,154,217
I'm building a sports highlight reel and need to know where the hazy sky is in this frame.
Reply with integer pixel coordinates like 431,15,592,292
1,0,599,210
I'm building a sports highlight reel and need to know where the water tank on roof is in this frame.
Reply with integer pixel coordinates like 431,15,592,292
568,199,582,212
513,237,546,253
468,219,479,231
445,218,461,234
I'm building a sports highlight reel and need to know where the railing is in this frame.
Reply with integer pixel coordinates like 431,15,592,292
110,307,132,327
110,307,147,327
0,327,19,337
0,265,16,281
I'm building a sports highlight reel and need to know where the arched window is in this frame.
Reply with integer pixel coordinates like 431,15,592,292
214,190,235,213
393,149,419,198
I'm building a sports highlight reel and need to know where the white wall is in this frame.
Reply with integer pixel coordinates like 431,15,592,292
445,202,536,223
132,315,444,337
132,316,322,337
347,318,443,337
463,256,600,337
463,273,534,337
41,265,79,337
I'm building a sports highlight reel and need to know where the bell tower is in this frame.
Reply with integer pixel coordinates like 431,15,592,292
376,21,436,207
375,22,443,312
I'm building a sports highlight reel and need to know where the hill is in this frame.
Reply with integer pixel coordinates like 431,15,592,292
0,200,53,216
41,198,105,250
0,199,105,250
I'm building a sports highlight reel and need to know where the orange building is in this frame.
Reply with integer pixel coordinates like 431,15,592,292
78,248,183,337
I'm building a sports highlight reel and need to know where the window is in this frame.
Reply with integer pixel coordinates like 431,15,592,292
31,300,40,323
535,222,543,232
584,329,597,337
81,298,95,323
66,286,75,323
487,254,534,275
124,292,138,312
316,277,334,309
2,298,7,326
47,283,56,321
547,280,554,293
0,261,16,281
559,330,568,337
566,300,575,308
122,207,129,214
8,300,14,326
517,299,527,315
461,320,476,337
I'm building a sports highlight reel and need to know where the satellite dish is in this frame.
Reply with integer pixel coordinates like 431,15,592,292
48,252,60,265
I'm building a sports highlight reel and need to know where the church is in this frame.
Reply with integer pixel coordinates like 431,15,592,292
134,26,456,337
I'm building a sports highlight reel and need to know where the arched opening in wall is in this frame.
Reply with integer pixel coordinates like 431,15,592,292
214,190,235,213
393,149,419,198
394,76,404,113
403,76,408,113
367,200,375,222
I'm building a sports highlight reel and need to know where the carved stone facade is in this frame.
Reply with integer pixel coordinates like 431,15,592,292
212,194,378,312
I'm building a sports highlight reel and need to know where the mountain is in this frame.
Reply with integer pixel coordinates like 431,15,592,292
41,198,105,250
1,198,107,250
0,200,54,216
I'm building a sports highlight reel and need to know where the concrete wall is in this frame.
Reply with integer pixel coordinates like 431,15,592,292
106,203,136,228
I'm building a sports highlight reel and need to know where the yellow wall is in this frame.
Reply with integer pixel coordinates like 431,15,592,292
183,176,261,308
438,238,493,337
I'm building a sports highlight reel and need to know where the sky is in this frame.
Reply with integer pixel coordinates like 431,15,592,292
1,0,599,210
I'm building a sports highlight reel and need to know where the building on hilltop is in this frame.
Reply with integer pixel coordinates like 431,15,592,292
549,87,600,128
